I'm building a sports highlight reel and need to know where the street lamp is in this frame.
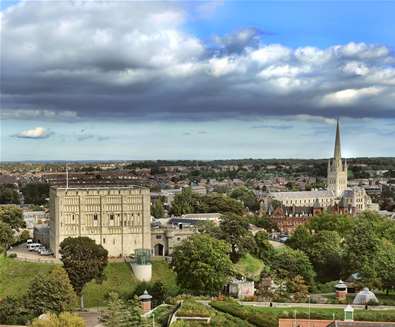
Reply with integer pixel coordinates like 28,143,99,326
308,294,311,327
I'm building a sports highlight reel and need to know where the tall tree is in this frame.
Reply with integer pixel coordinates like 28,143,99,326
271,247,316,287
254,230,274,263
0,221,14,256
100,292,147,327
172,234,233,294
60,237,108,310
151,198,165,218
0,206,25,230
25,266,77,316
219,213,255,262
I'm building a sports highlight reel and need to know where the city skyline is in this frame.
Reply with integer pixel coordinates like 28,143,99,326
1,1,395,160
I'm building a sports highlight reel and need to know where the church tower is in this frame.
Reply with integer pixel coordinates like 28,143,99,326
327,119,348,197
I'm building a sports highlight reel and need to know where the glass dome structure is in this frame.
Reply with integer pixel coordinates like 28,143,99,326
352,287,378,304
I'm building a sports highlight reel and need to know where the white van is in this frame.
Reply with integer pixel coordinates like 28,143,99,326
27,243,41,251
26,239,33,247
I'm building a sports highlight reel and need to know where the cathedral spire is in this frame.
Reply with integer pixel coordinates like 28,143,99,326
334,118,341,160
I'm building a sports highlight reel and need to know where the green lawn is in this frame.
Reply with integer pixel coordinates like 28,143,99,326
234,253,265,281
0,256,178,308
210,301,395,327
0,255,54,299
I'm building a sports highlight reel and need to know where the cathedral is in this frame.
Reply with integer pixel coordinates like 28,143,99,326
266,120,377,228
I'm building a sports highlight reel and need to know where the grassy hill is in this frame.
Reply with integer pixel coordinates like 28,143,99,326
0,256,178,308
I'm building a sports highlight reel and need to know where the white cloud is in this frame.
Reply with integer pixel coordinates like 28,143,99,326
14,127,52,139
249,44,291,64
321,87,383,106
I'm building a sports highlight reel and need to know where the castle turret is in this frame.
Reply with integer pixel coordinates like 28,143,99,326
327,119,348,197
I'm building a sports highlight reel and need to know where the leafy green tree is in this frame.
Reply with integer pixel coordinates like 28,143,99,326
0,184,20,204
308,213,352,237
254,231,274,263
21,183,50,205
308,231,343,282
0,221,14,256
271,247,316,287
376,240,395,294
219,213,255,262
171,188,201,216
25,266,77,316
230,187,259,211
0,296,32,325
100,292,127,326
60,237,108,310
151,198,165,218
0,206,25,230
196,220,221,239
31,312,85,327
343,218,381,284
286,225,313,254
172,234,233,294
100,292,147,327
201,194,244,215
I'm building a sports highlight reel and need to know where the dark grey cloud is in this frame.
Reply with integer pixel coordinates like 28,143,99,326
1,1,395,124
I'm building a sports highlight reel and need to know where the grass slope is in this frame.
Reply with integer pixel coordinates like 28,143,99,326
0,256,178,308
234,253,265,281
0,256,53,299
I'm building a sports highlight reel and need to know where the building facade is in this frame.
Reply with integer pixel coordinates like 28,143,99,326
49,186,151,258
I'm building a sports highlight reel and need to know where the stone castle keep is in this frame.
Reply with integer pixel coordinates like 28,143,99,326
49,186,151,258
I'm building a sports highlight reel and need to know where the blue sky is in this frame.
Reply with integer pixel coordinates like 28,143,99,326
1,1,395,161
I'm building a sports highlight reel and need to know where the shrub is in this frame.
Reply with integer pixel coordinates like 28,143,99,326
8,253,17,258
176,300,211,318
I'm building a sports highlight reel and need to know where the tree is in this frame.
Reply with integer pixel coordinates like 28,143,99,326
21,183,50,205
254,231,274,263
100,292,147,327
343,218,381,284
376,240,395,294
0,184,20,204
170,188,200,216
0,221,14,256
219,213,255,262
230,187,259,211
0,296,32,325
25,266,77,316
307,213,352,237
31,312,85,327
196,220,221,239
201,194,244,215
307,230,343,282
151,198,165,218
19,229,31,243
0,206,25,230
172,234,233,294
287,275,309,303
60,237,108,310
286,225,312,254
271,247,316,287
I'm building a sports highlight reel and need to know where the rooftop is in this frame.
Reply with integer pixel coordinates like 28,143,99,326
270,190,334,199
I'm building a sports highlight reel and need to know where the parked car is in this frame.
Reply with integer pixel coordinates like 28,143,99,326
27,243,41,251
35,245,46,253
40,249,53,256
26,239,33,247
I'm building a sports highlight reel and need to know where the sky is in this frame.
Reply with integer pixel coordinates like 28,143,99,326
1,0,395,161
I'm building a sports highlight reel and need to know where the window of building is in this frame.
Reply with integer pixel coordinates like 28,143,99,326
113,239,115,245
103,238,106,244
110,214,114,220
177,237,181,241
156,235,162,239
94,214,98,221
